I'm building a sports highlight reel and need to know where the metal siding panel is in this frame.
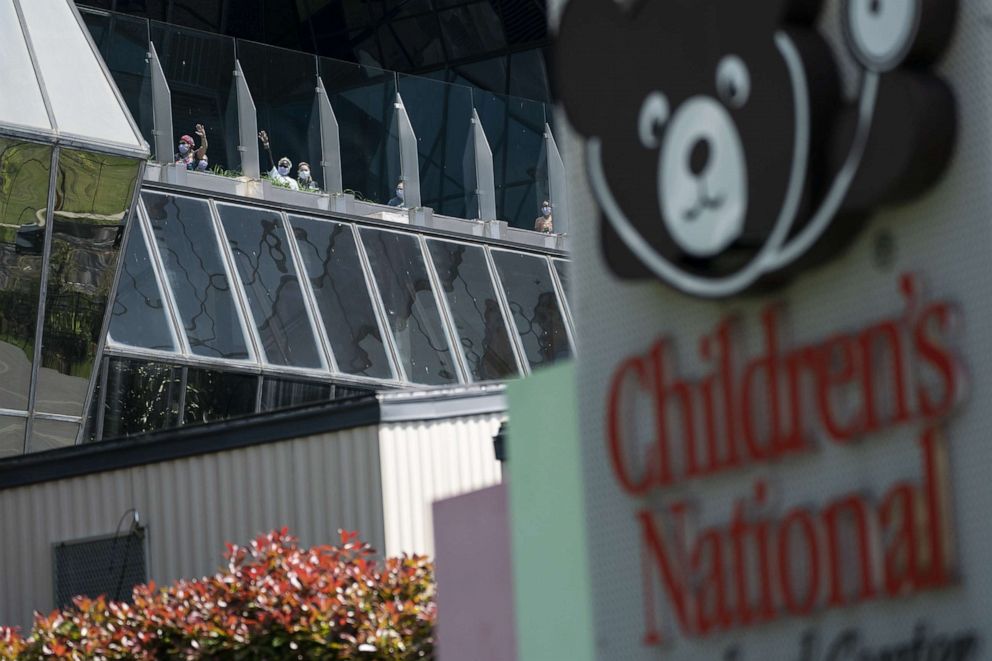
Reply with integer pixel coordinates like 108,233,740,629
379,414,503,557
0,424,391,630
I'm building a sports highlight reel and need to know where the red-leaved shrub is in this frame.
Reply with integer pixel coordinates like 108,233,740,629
0,529,435,660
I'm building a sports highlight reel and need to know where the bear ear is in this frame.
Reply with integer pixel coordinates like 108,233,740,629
553,0,629,138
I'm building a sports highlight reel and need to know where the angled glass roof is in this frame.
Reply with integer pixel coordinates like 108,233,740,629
106,187,572,389
0,0,147,159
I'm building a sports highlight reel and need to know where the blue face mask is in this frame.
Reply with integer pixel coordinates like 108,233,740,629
197,159,209,171
277,165,290,177
298,170,311,181
396,187,404,200
178,143,189,155
542,205,552,216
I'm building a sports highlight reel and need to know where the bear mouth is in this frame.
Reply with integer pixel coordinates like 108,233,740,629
683,182,726,222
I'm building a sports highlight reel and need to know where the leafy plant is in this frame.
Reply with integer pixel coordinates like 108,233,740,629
208,165,244,179
0,529,436,660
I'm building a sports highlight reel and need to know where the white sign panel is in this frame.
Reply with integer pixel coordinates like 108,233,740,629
555,0,990,658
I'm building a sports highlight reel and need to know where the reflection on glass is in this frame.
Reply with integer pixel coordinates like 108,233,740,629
260,377,331,412
0,416,25,458
109,220,175,351
320,58,398,205
290,216,392,379
237,41,320,182
427,240,518,381
491,251,570,369
359,228,458,385
184,368,256,425
474,92,546,229
29,418,80,453
36,150,140,417
0,139,50,410
397,75,472,218
80,10,154,145
102,357,182,439
143,192,250,360
217,205,322,368
151,21,238,171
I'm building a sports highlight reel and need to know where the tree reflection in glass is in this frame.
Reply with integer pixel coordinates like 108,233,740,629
491,250,570,370
0,138,50,411
290,216,393,379
427,239,518,381
35,149,140,418
143,192,251,361
359,228,458,385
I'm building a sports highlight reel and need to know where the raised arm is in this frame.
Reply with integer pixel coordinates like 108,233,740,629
258,130,276,171
194,124,208,160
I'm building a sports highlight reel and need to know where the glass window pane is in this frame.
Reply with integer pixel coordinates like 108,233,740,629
0,1,51,131
216,204,322,369
359,228,458,385
143,192,251,360
36,150,140,417
102,357,182,439
290,216,393,379
0,139,50,410
151,22,238,172
491,250,571,370
108,220,175,351
260,377,331,412
237,41,320,186
19,0,143,149
320,58,398,205
396,75,473,218
81,10,153,146
474,92,546,229
183,368,257,425
0,416,25,458
427,240,518,381
29,418,80,454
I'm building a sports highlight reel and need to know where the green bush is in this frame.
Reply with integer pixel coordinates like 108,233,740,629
0,529,435,660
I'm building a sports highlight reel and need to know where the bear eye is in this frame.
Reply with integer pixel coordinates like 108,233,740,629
716,55,750,108
638,92,669,149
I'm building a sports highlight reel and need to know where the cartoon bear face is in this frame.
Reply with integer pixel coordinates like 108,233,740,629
556,0,958,296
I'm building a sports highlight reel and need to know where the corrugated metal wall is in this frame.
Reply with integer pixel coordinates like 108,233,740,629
0,425,383,630
379,413,503,557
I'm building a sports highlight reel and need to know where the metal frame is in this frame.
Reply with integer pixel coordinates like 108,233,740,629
421,234,526,381
207,199,265,366
23,146,62,452
488,245,577,367
419,235,470,384
548,257,577,346
357,224,466,386
76,159,148,445
137,198,189,355
484,245,532,376
352,224,409,383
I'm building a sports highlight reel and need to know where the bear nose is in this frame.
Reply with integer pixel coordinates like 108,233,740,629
688,138,711,176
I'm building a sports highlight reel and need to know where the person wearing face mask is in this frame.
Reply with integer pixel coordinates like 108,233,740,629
258,130,299,190
534,200,553,233
388,180,405,207
175,124,209,170
296,161,319,192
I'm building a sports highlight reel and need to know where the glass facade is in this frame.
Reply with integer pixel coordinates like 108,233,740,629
78,6,559,231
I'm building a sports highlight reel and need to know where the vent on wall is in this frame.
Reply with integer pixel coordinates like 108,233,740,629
53,530,148,608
